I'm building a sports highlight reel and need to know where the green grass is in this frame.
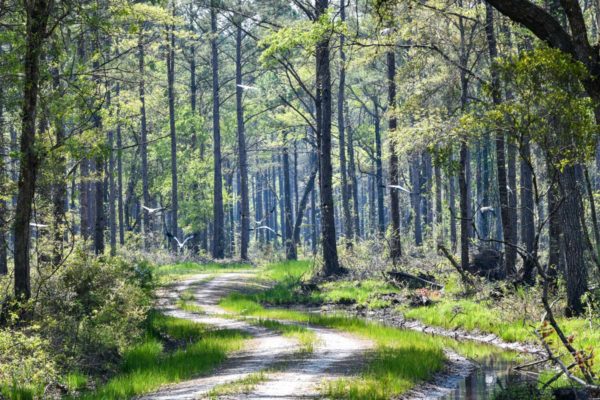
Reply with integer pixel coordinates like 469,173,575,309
320,279,401,309
206,371,269,398
402,298,600,352
403,299,532,343
220,292,447,398
253,318,318,354
75,313,249,400
176,288,205,314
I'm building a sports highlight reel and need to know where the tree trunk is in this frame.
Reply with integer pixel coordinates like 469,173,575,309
211,3,225,259
138,33,151,245
108,93,117,256
116,83,125,246
167,12,178,253
347,116,360,239
520,138,535,284
283,132,296,259
14,0,52,300
338,0,353,247
316,0,342,276
410,154,423,246
434,158,443,242
387,50,402,260
373,105,385,235
235,20,250,260
485,3,516,275
92,32,105,256
0,97,7,275
558,164,588,316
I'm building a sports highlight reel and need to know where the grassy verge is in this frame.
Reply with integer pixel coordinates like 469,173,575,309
74,313,248,399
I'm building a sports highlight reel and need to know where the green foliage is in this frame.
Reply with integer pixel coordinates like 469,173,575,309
0,328,57,398
76,314,248,400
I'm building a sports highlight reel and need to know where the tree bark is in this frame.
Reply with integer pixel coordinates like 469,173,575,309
387,50,402,260
14,0,52,301
138,33,151,245
520,138,536,284
235,19,250,260
211,3,225,258
116,84,125,246
338,0,353,247
167,10,179,253
283,132,296,259
373,103,385,235
0,96,7,275
315,0,342,276
558,164,588,316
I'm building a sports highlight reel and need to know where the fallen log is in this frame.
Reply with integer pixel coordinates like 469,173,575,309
385,270,444,290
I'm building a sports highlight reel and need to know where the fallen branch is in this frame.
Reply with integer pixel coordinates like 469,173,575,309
437,244,473,286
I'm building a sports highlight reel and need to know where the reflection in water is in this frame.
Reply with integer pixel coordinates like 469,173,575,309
441,356,533,400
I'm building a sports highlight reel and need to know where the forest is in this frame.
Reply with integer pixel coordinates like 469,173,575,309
2,0,600,399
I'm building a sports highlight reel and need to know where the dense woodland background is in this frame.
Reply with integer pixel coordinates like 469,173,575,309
3,0,600,398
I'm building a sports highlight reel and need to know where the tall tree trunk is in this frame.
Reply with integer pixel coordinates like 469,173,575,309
485,3,516,275
547,163,561,282
411,154,423,246
387,50,402,260
138,33,151,245
108,93,117,256
558,164,588,316
315,0,342,275
434,158,443,242
0,97,7,275
283,132,296,259
167,12,178,253
520,138,535,284
458,12,470,271
338,0,353,247
92,31,104,255
373,105,385,235
211,3,225,258
449,166,457,251
14,0,52,300
347,117,360,239
116,84,125,246
235,20,250,260
311,181,317,254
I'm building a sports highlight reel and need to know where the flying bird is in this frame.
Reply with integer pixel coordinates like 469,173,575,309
237,84,258,91
252,226,282,237
29,223,49,228
143,205,167,215
166,232,195,250
388,184,411,194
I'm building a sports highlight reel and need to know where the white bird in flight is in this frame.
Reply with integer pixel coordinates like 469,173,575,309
143,205,167,215
388,184,411,194
237,84,258,91
170,234,195,250
253,226,282,237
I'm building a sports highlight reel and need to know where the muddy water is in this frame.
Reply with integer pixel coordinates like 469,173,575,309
440,354,534,399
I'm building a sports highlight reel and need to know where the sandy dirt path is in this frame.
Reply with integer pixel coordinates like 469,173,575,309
139,273,373,400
